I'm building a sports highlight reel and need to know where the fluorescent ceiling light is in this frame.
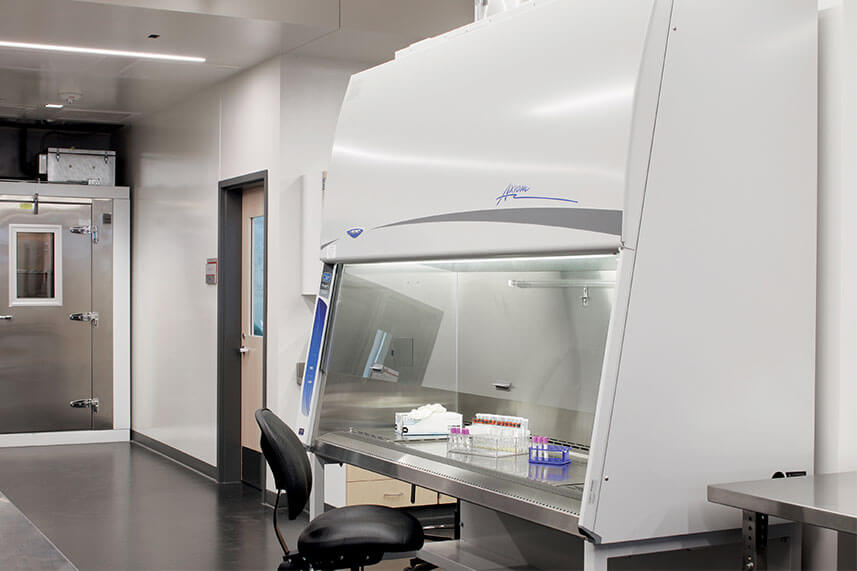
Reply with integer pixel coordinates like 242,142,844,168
0,40,205,62
45,103,64,109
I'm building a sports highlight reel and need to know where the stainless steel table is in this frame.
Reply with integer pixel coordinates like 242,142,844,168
708,471,856,571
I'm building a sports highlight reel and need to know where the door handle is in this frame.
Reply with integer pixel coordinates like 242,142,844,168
70,225,98,244
239,346,249,354
0,315,12,321
70,398,99,413
69,312,99,326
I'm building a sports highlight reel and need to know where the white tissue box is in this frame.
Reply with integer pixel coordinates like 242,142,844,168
395,411,462,436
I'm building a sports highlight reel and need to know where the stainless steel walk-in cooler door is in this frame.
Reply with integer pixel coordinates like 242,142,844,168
0,198,111,433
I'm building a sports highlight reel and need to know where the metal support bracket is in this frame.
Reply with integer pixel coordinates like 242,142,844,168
743,510,768,571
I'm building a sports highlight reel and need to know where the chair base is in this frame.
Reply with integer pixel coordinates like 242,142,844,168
276,552,379,571
277,554,308,571
276,551,438,571
405,557,438,571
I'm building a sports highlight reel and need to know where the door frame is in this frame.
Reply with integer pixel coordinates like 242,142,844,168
216,170,268,483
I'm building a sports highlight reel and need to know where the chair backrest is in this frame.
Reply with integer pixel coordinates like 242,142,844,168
254,408,312,520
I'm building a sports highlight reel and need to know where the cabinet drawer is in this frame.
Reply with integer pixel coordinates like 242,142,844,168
347,479,439,507
346,465,388,483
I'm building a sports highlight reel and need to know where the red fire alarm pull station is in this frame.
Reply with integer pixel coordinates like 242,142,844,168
205,258,217,285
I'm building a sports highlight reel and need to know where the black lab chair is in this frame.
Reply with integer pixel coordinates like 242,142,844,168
255,409,425,571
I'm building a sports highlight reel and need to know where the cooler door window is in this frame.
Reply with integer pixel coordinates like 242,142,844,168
9,224,63,306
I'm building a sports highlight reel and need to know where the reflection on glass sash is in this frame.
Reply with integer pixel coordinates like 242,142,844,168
328,272,444,385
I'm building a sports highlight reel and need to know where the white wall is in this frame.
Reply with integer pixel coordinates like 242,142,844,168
220,58,282,182
268,55,368,506
127,57,282,465
127,85,221,463
814,2,857,569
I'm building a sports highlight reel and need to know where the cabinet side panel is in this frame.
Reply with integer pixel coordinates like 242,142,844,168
580,0,674,534
591,0,817,543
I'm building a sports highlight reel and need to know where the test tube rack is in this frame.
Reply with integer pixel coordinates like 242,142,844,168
527,439,572,465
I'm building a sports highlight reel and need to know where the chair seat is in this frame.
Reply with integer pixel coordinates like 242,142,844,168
297,505,424,569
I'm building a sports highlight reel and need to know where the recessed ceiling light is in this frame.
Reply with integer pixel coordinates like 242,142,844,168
0,40,205,63
45,103,64,109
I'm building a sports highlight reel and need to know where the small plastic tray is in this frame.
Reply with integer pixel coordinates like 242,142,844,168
529,462,570,482
528,443,571,465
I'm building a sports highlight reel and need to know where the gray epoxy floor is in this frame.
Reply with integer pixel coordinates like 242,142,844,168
0,442,303,571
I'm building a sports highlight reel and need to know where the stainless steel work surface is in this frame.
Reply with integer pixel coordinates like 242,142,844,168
0,491,76,570
708,472,857,534
365,427,588,488
314,430,585,534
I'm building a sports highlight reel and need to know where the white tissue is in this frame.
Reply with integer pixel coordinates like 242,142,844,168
407,403,447,420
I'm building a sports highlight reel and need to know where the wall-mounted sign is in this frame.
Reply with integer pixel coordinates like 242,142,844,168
205,258,217,285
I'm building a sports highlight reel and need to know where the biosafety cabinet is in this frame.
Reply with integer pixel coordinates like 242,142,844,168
296,0,817,568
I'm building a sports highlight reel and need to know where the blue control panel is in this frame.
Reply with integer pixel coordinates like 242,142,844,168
299,263,335,423
301,298,328,415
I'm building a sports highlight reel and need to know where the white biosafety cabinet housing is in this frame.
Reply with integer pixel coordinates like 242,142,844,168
296,0,816,567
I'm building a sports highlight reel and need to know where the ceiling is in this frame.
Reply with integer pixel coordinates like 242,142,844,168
0,0,472,124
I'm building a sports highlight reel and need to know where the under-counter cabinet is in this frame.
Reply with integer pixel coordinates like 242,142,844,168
346,465,455,507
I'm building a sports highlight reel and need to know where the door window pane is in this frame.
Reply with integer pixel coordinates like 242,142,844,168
17,233,56,298
10,224,62,306
251,216,264,336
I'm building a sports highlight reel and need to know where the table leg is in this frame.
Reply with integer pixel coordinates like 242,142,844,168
743,510,768,570
308,453,325,520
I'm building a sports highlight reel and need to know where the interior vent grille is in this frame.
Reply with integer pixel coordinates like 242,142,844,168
56,108,137,123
